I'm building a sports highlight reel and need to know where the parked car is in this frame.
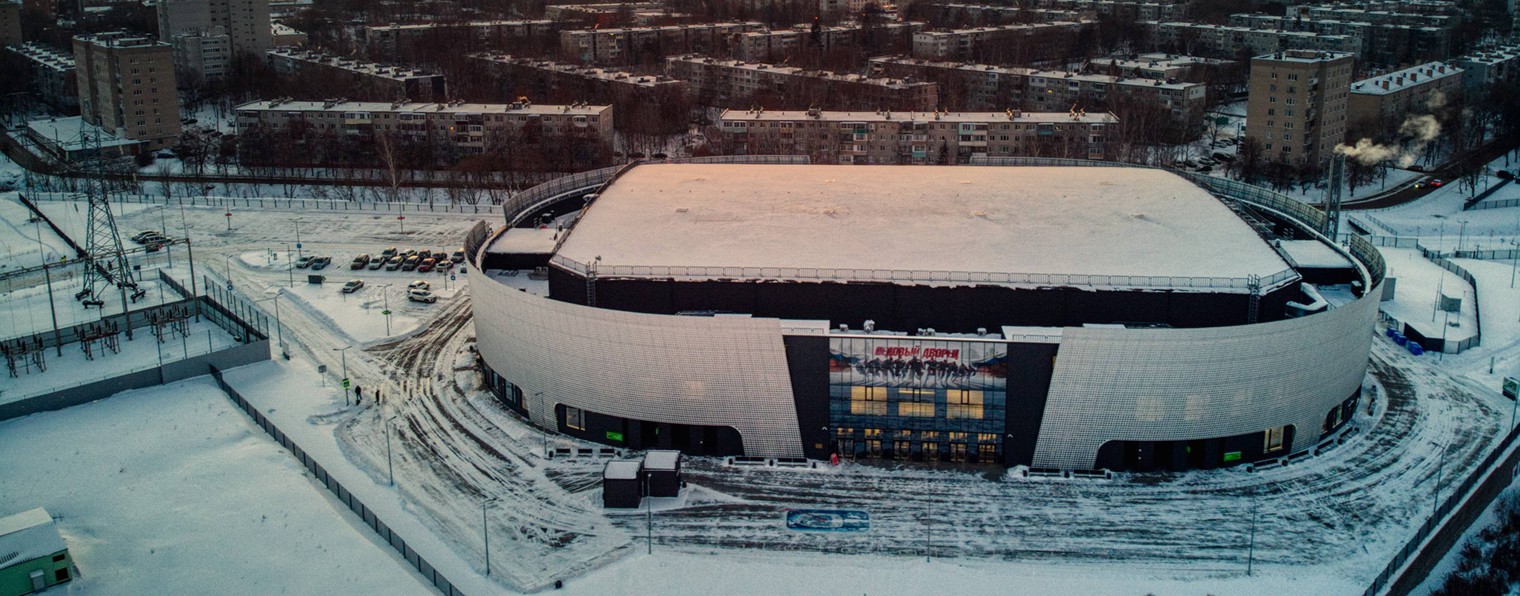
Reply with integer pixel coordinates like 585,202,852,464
367,258,386,270
417,249,433,260
418,257,437,272
350,254,371,269
341,279,364,293
402,255,420,271
408,280,430,291
408,288,437,303
131,231,162,243
380,247,398,259
436,260,454,270
450,250,466,263
385,256,404,271
401,249,418,258
295,255,314,269
311,256,332,270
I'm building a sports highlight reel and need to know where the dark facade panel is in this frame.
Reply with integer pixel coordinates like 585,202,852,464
1003,342,1058,467
783,335,832,460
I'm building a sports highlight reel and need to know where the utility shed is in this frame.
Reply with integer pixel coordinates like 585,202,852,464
0,508,73,596
643,450,682,497
603,460,645,509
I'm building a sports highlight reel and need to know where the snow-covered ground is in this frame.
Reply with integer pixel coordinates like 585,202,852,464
7,146,1520,594
0,376,430,594
1380,247,1479,348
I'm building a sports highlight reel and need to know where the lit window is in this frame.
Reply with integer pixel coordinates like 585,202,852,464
896,388,934,417
947,390,983,419
850,386,887,416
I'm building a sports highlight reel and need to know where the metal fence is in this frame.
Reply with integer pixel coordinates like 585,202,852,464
27,191,504,215
1416,247,1482,354
200,273,270,340
548,254,1299,293
1363,423,1520,596
208,366,465,596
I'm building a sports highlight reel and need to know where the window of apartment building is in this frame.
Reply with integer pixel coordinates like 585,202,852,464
1284,122,1293,129
1287,73,1299,81
1269,84,1276,92
1269,96,1276,103
1266,120,1274,127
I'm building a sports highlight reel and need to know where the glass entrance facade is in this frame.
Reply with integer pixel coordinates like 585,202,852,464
827,336,1008,463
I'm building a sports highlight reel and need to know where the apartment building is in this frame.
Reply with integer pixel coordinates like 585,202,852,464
1348,62,1462,130
1,1,20,46
363,20,556,59
1142,21,1361,59
7,42,78,113
267,47,447,101
929,4,1088,26
561,22,764,65
1292,5,1456,28
1451,44,1520,94
544,3,692,26
717,108,1117,163
1087,53,1234,80
910,21,1094,61
271,22,306,46
1048,0,1185,22
1244,50,1353,167
869,57,1206,125
667,55,938,111
73,33,181,149
734,21,921,63
1229,13,1450,64
157,0,271,55
233,98,613,155
471,53,689,133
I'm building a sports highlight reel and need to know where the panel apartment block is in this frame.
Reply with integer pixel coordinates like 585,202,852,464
869,57,1206,124
667,55,938,112
1348,62,1463,132
8,42,79,113
1245,50,1353,167
266,47,447,101
717,108,1117,163
560,22,764,65
73,32,181,149
234,98,613,152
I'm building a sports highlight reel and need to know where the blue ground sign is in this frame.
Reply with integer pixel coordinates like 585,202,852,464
785,509,870,532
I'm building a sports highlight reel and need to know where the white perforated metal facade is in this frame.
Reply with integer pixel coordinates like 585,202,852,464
1031,283,1380,469
471,268,804,458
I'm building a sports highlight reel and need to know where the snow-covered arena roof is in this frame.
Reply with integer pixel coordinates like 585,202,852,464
551,164,1295,291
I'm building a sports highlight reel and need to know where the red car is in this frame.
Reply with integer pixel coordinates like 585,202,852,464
418,257,437,272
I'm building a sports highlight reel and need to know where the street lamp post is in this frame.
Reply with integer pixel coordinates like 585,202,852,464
294,219,302,259
224,253,234,287
334,346,352,404
254,292,283,351
386,415,397,486
379,284,393,335
483,497,497,575
286,243,295,287
397,215,405,234
1432,439,1448,519
224,211,232,231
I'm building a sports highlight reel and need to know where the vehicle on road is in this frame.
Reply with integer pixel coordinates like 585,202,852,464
385,256,403,271
131,231,162,243
342,279,364,293
1414,177,1444,189
408,288,437,303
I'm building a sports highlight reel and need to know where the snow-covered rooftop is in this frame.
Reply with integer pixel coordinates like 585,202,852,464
551,164,1295,292
1351,62,1462,96
487,227,559,255
604,460,643,480
0,507,65,570
1278,239,1354,269
643,450,681,471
